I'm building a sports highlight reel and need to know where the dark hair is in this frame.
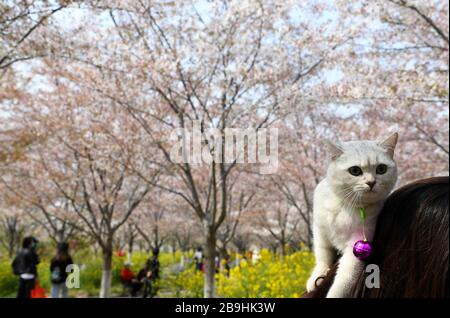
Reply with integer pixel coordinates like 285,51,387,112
55,242,70,261
304,176,449,298
22,236,38,249
153,247,160,256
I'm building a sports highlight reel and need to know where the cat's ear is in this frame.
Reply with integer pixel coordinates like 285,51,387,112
322,139,344,161
378,132,398,158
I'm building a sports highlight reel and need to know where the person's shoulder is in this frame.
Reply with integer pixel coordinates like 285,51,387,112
23,248,33,257
15,249,25,257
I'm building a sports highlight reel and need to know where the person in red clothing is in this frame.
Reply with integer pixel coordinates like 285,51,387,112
120,262,135,286
201,256,206,273
120,262,134,287
120,262,145,297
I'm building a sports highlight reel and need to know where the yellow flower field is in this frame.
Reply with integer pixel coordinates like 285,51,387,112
216,249,315,298
165,249,315,298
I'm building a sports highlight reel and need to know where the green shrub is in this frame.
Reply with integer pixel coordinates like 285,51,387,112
0,258,17,297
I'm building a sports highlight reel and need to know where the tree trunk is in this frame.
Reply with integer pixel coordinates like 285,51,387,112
203,228,216,298
218,243,228,260
307,227,313,251
8,233,15,259
5,220,20,258
271,245,277,255
128,235,134,256
280,240,286,261
172,242,176,260
99,245,113,298
93,242,99,256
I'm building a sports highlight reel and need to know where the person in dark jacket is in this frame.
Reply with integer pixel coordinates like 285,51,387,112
50,242,73,298
145,248,160,280
12,236,40,298
142,248,160,298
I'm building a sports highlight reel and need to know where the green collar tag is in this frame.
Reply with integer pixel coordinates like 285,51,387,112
358,207,366,220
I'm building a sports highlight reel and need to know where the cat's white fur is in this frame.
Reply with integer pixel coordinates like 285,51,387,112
306,133,398,298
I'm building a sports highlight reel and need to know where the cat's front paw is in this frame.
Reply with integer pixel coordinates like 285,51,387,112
326,285,347,298
306,267,328,292
306,273,325,293
306,275,319,292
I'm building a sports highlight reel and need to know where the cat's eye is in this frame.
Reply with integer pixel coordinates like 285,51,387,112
348,166,363,176
376,164,388,175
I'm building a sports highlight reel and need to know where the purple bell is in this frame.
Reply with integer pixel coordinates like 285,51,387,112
353,240,373,260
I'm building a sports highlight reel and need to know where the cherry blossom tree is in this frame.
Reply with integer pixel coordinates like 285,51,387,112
168,203,203,254
0,186,27,258
324,0,449,183
2,62,162,297
253,180,301,259
114,222,139,256
132,190,174,253
0,0,73,72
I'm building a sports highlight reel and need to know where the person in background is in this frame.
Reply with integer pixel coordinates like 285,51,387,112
194,247,203,271
50,242,73,298
142,248,160,298
224,255,231,278
135,268,148,296
120,261,135,287
252,248,260,265
12,236,40,298
146,247,160,280
201,255,206,273
214,255,220,274
121,262,144,297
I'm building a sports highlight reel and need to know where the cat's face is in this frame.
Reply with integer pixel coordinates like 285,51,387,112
324,133,398,206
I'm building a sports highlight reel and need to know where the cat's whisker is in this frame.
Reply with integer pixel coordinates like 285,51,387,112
340,190,355,209
344,191,358,209
334,187,354,197
349,191,363,210
345,192,359,211
337,188,352,199
350,192,359,209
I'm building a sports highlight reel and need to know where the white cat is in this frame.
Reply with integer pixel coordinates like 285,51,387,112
306,133,398,298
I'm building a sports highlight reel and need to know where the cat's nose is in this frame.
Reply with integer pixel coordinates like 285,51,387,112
366,181,376,189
